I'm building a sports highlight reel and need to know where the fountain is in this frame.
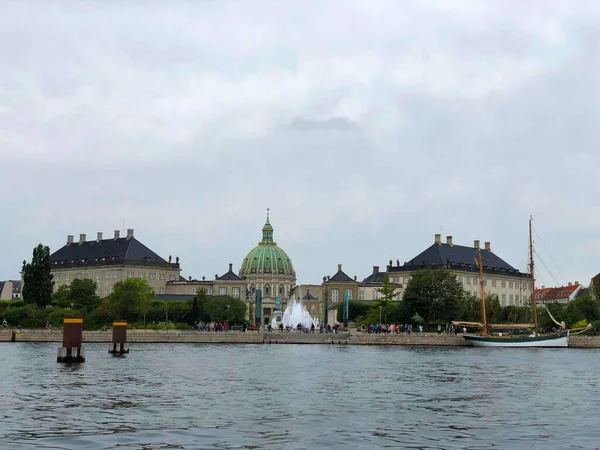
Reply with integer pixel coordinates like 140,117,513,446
271,298,318,329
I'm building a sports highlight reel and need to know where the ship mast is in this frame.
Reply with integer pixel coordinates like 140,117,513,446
478,252,487,335
529,216,538,336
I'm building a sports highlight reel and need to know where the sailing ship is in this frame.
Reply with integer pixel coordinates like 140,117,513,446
462,217,569,347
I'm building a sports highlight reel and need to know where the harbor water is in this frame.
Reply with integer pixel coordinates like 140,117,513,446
0,343,599,449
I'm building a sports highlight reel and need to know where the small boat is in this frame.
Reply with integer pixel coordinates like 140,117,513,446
463,217,569,348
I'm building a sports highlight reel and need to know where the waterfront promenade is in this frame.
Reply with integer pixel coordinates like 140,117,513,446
1,329,598,347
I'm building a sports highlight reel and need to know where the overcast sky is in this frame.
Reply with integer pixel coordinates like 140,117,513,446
1,1,599,287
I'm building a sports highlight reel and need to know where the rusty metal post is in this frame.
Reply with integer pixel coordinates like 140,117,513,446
57,317,85,363
109,321,129,354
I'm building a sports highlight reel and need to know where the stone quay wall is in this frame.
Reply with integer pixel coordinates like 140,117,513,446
0,329,598,347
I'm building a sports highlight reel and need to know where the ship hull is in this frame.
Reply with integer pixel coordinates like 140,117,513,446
464,331,569,347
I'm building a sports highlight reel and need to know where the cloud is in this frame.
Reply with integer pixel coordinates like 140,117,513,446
1,0,599,287
288,117,359,132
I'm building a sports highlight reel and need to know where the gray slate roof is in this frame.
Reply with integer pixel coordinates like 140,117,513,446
217,269,242,281
51,237,169,266
390,243,521,275
302,291,317,300
328,270,354,283
362,272,386,283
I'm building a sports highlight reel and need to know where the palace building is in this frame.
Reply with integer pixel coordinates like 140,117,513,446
387,234,531,307
49,229,181,297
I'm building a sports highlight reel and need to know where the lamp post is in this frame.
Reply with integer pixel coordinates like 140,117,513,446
226,304,230,330
379,305,382,328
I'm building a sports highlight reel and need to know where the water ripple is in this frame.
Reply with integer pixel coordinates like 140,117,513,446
1,343,600,448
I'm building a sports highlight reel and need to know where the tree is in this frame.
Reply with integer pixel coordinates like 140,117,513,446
108,278,154,322
190,296,199,325
375,273,401,306
22,244,54,307
51,279,100,312
201,296,246,324
403,269,465,325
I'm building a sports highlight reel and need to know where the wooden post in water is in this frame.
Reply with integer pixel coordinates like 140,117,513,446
109,321,129,354
57,317,85,363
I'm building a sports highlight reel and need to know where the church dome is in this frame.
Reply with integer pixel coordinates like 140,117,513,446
239,215,295,277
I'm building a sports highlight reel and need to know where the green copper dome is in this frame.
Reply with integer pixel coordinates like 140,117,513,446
240,216,295,277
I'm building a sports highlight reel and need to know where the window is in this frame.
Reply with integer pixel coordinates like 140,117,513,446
515,295,520,302
509,294,514,302
483,279,487,286
169,275,176,281
86,273,92,279
502,294,506,301
404,277,409,284
160,273,166,280
332,289,339,303
265,284,270,295
219,287,227,295
176,289,181,294
105,272,110,279
192,288,197,294
492,280,496,287
344,289,352,301
113,271,118,278
138,272,145,279
473,277,477,285
95,272,100,279
233,287,240,298
466,277,471,284
393,277,399,283
311,306,316,313
501,281,506,288
77,273,82,279
55,274,61,281
127,272,134,278
206,288,212,295
149,273,156,280
251,284,256,294
509,282,513,288
159,288,165,294
279,284,284,295
104,287,109,297
359,290,365,301
373,290,379,300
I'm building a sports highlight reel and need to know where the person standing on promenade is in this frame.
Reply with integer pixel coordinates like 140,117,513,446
2,318,6,329
437,324,441,335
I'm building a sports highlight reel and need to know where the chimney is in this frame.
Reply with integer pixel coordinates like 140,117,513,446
568,282,572,286
354,275,357,281
435,234,441,245
575,281,579,285
79,233,86,244
67,235,74,245
97,232,103,242
229,263,233,272
126,228,134,239
446,236,453,246
114,230,120,239
484,241,491,252
373,266,379,276
474,240,480,250
338,264,342,272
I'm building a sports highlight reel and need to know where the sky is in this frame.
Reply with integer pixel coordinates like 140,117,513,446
1,0,599,287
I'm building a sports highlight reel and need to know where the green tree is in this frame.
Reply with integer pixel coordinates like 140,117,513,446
190,296,199,325
403,269,465,325
375,273,401,307
69,278,101,312
51,279,100,312
202,296,246,324
109,278,154,321
336,301,373,322
22,244,54,307
51,285,71,308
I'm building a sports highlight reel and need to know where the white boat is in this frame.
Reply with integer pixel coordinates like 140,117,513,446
463,217,570,348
